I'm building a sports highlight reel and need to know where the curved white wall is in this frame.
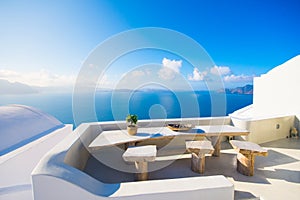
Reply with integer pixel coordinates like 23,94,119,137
0,125,72,200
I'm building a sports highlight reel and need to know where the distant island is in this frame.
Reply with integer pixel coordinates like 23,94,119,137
0,79,38,95
219,84,253,95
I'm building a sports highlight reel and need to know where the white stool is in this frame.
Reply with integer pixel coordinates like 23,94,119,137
186,140,214,174
122,145,157,181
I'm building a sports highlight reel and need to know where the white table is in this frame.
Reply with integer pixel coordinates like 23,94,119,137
89,125,249,157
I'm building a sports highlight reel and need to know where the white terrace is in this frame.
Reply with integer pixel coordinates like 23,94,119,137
1,114,299,200
1,56,300,200
31,117,299,200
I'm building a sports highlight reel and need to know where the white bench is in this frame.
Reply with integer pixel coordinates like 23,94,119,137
230,140,268,176
186,140,214,174
111,175,234,199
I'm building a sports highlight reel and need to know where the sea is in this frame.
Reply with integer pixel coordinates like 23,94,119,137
0,91,252,128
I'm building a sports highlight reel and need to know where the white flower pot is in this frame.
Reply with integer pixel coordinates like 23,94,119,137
127,125,138,135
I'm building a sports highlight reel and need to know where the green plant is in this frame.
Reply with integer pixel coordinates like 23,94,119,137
126,114,138,126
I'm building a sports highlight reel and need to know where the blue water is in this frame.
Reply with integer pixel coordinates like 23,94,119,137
0,91,252,128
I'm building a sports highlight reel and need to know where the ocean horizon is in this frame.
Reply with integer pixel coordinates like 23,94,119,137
0,90,253,128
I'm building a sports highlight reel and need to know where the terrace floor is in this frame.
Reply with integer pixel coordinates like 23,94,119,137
85,137,300,200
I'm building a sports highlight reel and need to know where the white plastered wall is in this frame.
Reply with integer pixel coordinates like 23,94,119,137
231,55,300,143
253,55,300,118
231,115,294,144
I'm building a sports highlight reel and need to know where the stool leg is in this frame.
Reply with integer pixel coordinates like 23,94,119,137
135,161,148,181
237,152,255,176
191,153,206,174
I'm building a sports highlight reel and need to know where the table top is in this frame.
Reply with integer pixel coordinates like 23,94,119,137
89,125,249,151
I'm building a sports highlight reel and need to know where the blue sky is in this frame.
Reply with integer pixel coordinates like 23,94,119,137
0,0,299,89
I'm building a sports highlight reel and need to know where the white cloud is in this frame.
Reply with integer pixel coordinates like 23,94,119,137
188,67,207,81
0,69,19,78
187,64,255,85
162,58,182,73
210,66,231,76
159,67,176,80
0,69,76,87
131,70,146,78
97,74,110,88
159,58,182,80
223,74,255,82
120,69,151,80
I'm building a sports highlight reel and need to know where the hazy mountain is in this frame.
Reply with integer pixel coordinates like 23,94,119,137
219,84,253,95
0,79,39,95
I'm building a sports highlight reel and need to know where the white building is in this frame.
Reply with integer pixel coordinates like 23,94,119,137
231,55,300,143
254,55,300,118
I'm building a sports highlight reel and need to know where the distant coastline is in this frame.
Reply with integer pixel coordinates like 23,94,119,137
0,79,75,95
0,79,38,95
218,84,253,95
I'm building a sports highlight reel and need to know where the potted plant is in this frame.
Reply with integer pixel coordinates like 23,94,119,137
290,127,298,138
126,114,138,135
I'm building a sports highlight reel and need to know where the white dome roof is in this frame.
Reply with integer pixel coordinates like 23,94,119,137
0,104,64,155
